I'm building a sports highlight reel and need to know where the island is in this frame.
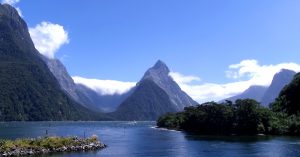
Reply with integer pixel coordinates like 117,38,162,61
0,136,106,156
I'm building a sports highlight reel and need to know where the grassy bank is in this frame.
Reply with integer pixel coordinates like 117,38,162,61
0,136,106,156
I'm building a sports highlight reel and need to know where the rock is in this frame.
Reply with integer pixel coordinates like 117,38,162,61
89,143,95,146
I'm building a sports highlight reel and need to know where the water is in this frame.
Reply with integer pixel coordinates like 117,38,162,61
0,121,300,157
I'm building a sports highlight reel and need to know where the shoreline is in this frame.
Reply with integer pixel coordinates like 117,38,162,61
0,136,106,156
156,126,300,137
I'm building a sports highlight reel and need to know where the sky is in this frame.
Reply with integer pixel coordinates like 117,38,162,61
3,0,300,103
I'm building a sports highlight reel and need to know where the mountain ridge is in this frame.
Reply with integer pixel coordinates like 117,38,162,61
0,4,105,121
223,69,296,106
261,69,296,106
222,85,268,103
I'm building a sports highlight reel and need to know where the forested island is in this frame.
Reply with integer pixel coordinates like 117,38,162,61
157,73,300,135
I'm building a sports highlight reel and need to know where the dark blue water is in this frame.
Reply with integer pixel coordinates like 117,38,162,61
0,121,300,157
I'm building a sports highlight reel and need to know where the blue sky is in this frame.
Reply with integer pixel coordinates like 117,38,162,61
5,0,300,102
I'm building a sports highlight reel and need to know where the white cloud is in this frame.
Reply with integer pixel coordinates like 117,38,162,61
2,0,23,17
226,59,300,86
72,76,136,95
169,72,201,84
170,59,300,103
29,22,69,59
2,0,19,5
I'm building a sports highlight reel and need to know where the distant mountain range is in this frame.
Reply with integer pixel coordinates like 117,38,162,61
47,56,197,120
44,55,197,121
35,19,197,120
223,86,268,103
35,41,198,120
223,69,296,106
1,4,298,121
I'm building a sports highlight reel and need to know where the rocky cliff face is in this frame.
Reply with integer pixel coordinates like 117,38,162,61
42,57,80,101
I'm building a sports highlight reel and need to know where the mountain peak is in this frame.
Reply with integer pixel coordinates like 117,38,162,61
114,60,198,120
272,69,296,82
0,4,20,20
0,3,35,55
142,60,170,82
153,59,167,68
152,60,170,73
139,60,197,111
278,69,296,75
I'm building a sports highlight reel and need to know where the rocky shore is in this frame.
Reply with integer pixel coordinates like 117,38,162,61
0,136,106,156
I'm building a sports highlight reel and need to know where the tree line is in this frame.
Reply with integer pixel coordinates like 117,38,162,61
157,73,300,135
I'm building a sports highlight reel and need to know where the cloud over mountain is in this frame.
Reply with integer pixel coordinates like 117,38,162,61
72,76,136,95
169,72,201,84
226,59,300,86
29,22,69,59
170,59,300,103
71,60,300,103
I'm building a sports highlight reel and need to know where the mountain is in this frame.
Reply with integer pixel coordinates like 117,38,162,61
42,56,132,112
42,57,84,104
223,69,296,107
141,60,198,110
261,69,296,106
222,86,268,103
111,80,177,120
112,60,197,120
272,72,300,115
0,4,102,121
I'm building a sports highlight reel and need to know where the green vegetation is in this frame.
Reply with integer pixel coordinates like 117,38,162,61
0,136,95,151
0,136,105,155
157,99,300,135
271,73,300,115
270,72,300,135
157,99,272,135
